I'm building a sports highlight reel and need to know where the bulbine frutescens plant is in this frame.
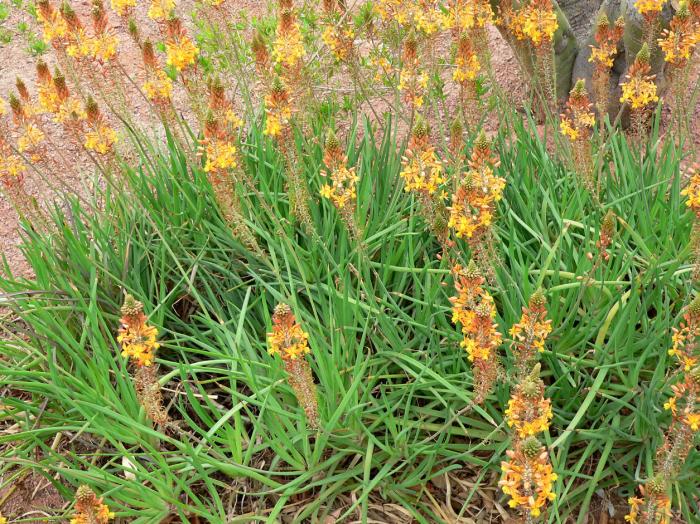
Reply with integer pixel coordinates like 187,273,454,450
2,0,700,521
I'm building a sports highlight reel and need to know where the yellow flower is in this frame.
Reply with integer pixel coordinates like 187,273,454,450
272,24,306,68
203,138,238,174
620,74,658,109
521,0,559,46
84,124,118,155
0,513,6,524
322,25,355,61
111,0,136,16
634,0,665,16
66,29,93,59
500,440,558,517
89,34,119,62
165,36,199,72
663,396,677,414
148,0,175,21
143,70,174,103
267,304,310,360
686,412,700,431
17,124,45,153
70,486,115,524
505,383,553,437
54,98,87,124
320,165,358,210
400,147,446,194
37,1,68,44
0,96,6,116
453,52,480,83
264,115,282,137
117,296,160,367
263,87,292,138
0,154,27,182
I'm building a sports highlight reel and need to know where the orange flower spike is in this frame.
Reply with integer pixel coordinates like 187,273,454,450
319,130,359,211
500,437,558,518
448,131,505,242
70,485,115,524
267,304,319,428
509,290,552,371
83,97,118,155
504,368,554,438
400,117,446,195
272,4,306,68
625,476,672,524
36,0,68,46
165,18,199,73
263,77,293,138
620,44,658,110
589,13,624,68
560,80,595,142
659,3,698,67
520,0,559,46
450,261,502,402
397,34,428,109
626,297,700,523
117,295,160,367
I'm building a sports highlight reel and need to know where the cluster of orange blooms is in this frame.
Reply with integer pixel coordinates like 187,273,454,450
658,1,699,67
322,0,355,61
70,485,115,524
116,295,169,425
37,0,117,63
400,119,446,195
374,0,443,34
620,44,659,110
201,79,241,180
508,290,552,370
505,372,553,438
501,0,559,47
626,477,673,524
634,0,667,18
263,79,293,139
589,13,625,69
560,80,595,142
0,98,28,190
681,167,700,216
397,36,429,110
0,57,118,204
450,261,502,402
453,34,481,84
267,304,319,428
589,13,625,116
117,295,160,368
500,292,557,519
320,130,359,213
258,1,305,139
560,80,596,190
164,17,200,73
447,132,505,242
